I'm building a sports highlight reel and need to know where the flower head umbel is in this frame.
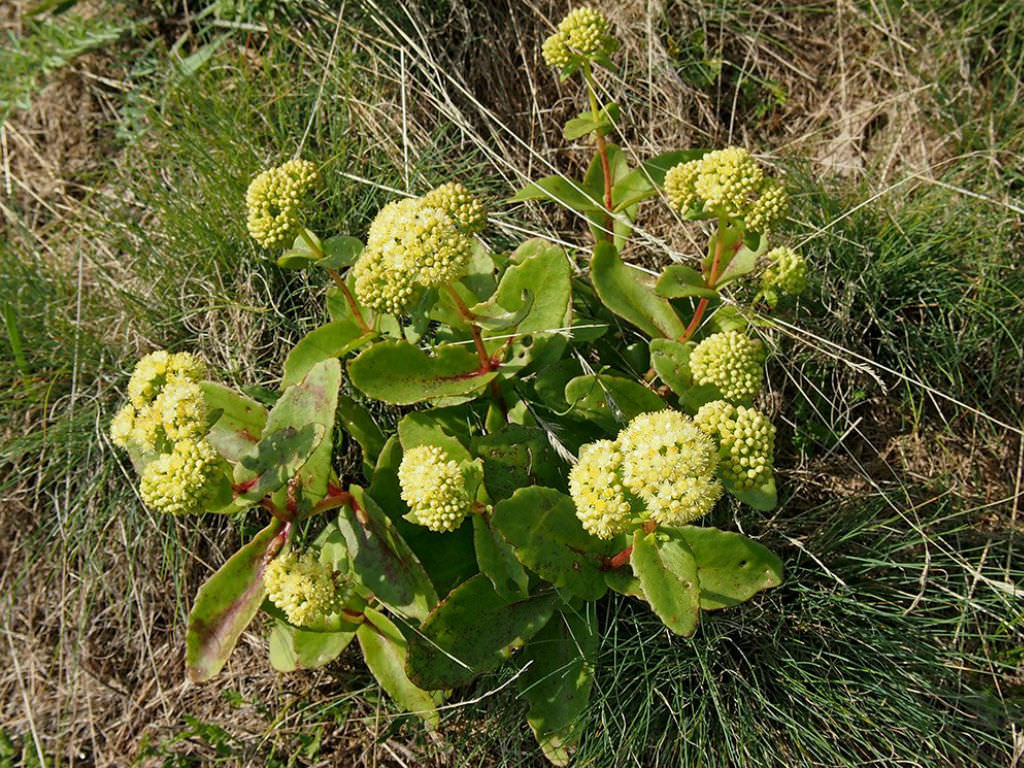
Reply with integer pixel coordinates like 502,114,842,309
398,445,473,532
568,440,636,539
422,182,488,234
664,147,789,233
696,401,776,490
154,380,208,442
616,410,722,526
542,7,617,70
760,245,807,307
689,331,766,404
139,437,224,515
127,350,206,409
245,158,319,249
353,197,474,314
264,551,350,630
114,351,208,454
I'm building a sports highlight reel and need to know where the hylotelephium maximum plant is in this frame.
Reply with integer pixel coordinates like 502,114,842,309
108,6,811,765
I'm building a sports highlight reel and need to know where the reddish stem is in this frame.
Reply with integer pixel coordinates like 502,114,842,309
601,545,633,571
327,267,371,333
678,227,731,343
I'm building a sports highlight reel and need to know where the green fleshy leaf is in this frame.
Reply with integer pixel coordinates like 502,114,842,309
405,575,558,689
201,382,267,462
562,103,619,140
591,242,685,339
233,359,340,502
705,303,749,334
281,320,373,389
714,229,769,288
277,228,320,269
348,341,498,405
358,607,441,729
603,566,644,599
491,487,610,600
508,174,603,212
470,425,565,501
629,531,700,636
336,485,438,622
564,373,666,433
397,410,472,462
723,474,778,511
316,235,363,270
485,239,572,373
649,339,695,397
470,289,534,331
519,606,597,766
460,241,499,301
186,519,284,681
666,525,783,610
473,515,530,601
337,393,386,472
656,264,719,299
611,149,705,212
268,618,356,672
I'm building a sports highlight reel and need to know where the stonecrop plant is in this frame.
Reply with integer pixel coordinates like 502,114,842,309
110,8,809,764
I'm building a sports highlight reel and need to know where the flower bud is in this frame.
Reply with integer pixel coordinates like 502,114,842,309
422,182,488,234
542,7,617,69
761,246,806,306
245,158,319,249
696,401,776,490
689,331,766,403
353,197,473,314
139,437,223,515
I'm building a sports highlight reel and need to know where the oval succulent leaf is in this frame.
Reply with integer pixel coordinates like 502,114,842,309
491,487,610,600
348,340,498,405
406,574,558,690
667,525,783,610
358,608,441,730
629,531,701,636
591,242,686,339
186,519,285,682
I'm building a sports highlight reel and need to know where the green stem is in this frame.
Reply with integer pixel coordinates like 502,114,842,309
582,61,614,235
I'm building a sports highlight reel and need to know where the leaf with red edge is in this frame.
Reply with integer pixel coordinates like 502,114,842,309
186,519,285,682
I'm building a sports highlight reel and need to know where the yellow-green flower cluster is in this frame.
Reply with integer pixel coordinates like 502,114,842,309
664,147,789,233
695,401,775,490
245,158,319,249
570,411,723,536
353,194,476,314
139,437,223,515
422,182,488,234
112,351,208,454
542,7,617,70
568,440,637,539
690,331,765,403
761,245,807,306
110,351,225,516
616,411,723,526
398,445,473,532
264,551,349,629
